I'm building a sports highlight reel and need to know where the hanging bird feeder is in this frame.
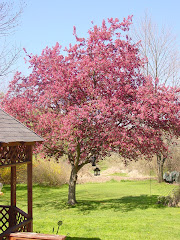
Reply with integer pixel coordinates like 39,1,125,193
94,167,100,176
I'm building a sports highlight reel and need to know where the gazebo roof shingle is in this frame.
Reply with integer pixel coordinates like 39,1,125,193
0,108,43,143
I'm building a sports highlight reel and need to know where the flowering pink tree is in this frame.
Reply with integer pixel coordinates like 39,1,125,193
2,17,180,204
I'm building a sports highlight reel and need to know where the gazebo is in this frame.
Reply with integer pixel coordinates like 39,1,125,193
0,109,43,239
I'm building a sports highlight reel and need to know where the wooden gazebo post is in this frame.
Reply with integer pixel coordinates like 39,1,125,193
10,154,17,228
11,164,16,208
27,145,33,232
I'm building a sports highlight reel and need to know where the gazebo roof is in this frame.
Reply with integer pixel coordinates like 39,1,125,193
0,108,43,144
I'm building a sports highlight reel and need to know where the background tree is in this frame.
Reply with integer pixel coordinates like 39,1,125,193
0,1,24,83
131,12,180,86
2,17,180,204
131,13,180,182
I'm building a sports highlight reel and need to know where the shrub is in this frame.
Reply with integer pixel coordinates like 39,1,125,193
0,164,27,184
33,156,70,186
168,187,180,207
0,155,70,186
0,167,11,184
157,186,180,207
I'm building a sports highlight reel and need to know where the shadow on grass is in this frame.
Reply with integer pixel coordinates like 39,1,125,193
35,194,165,213
3,185,166,213
73,195,165,213
66,238,101,240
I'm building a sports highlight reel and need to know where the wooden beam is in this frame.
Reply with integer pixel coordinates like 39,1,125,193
11,166,16,207
14,206,29,218
0,204,11,208
0,160,32,168
27,145,33,232
0,142,36,147
9,165,16,228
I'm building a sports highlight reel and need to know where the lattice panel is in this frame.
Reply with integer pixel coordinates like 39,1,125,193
0,206,29,239
0,206,10,234
2,236,7,240
0,224,28,240
17,223,28,233
13,209,28,226
0,145,29,167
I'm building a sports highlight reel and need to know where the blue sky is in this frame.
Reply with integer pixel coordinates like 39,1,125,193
4,0,180,86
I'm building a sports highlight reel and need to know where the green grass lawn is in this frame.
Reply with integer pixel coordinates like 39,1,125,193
1,180,180,240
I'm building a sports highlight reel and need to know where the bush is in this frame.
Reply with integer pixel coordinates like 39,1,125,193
168,187,180,207
0,164,27,184
0,155,70,186
157,186,180,207
0,167,11,184
33,156,70,186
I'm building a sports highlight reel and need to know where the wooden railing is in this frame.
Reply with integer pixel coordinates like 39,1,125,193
0,205,32,240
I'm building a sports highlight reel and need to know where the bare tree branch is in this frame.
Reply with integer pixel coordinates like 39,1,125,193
0,1,24,83
131,12,180,87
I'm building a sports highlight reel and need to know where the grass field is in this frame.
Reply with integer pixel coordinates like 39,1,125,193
1,180,180,240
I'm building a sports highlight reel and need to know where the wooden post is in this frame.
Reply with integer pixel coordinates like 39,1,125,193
10,165,16,228
11,166,16,207
27,145,33,232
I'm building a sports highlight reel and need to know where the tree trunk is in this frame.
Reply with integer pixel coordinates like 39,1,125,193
68,165,78,205
157,154,166,183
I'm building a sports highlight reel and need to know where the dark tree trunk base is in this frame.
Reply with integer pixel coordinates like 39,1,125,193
68,164,78,205
68,199,78,206
157,154,166,183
